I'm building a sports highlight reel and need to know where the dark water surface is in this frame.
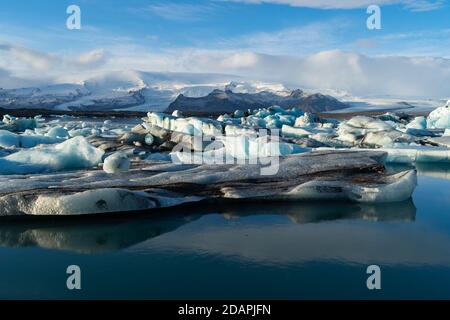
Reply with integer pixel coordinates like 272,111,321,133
0,164,449,299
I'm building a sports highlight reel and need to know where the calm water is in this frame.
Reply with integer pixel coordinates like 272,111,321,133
0,164,450,299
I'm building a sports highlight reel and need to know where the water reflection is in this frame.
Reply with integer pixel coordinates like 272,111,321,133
0,200,416,254
387,162,450,180
0,212,201,254
220,201,416,224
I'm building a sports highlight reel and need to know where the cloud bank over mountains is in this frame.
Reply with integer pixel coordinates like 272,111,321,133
0,43,449,99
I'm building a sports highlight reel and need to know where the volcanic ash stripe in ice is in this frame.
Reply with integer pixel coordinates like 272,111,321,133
0,136,104,175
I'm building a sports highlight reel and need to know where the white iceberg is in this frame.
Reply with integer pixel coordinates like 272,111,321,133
427,101,450,129
103,152,131,174
0,136,104,175
406,116,427,130
46,126,70,139
1,115,41,132
0,130,61,149
380,147,450,163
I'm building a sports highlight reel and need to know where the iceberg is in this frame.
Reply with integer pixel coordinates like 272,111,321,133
0,136,104,175
0,130,61,149
1,115,40,132
144,112,223,136
378,147,450,164
3,189,157,216
46,126,70,139
427,101,450,129
406,116,427,130
103,152,131,174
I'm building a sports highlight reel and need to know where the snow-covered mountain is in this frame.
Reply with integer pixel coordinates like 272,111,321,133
0,71,290,112
0,70,444,114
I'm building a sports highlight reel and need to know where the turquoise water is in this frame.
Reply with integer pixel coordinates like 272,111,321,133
0,164,450,299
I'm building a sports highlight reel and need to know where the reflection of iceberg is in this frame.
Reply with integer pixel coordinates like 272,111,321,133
0,211,200,254
415,163,450,180
219,200,416,224
133,201,450,268
0,200,416,254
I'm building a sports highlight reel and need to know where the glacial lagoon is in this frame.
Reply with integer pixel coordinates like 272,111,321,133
0,164,449,299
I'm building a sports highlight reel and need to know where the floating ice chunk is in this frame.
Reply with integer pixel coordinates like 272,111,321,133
363,130,414,147
0,130,61,149
444,129,450,137
172,110,183,117
282,125,313,138
145,112,222,136
294,113,319,127
337,116,406,146
0,136,104,175
46,126,70,139
378,147,450,163
225,125,257,137
349,170,417,203
69,128,96,137
222,135,309,160
244,115,268,128
406,116,427,130
0,188,203,216
1,115,39,132
282,170,416,203
103,152,131,174
0,130,20,148
427,102,450,129
28,189,157,216
145,134,154,146
171,147,231,165
234,110,245,118
346,116,394,131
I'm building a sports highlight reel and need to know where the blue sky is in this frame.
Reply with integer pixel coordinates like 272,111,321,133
0,0,449,97
0,0,448,56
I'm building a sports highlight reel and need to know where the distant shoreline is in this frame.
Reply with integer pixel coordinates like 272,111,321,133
0,106,431,120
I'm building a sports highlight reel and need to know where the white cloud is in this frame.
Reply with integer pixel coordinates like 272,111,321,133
223,0,445,11
0,42,449,98
121,48,448,98
0,44,54,71
75,49,108,68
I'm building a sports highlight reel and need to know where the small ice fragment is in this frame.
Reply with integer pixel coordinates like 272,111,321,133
145,134,154,146
103,152,131,174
